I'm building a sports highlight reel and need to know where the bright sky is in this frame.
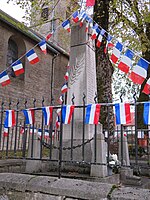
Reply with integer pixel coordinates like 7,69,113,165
0,0,25,22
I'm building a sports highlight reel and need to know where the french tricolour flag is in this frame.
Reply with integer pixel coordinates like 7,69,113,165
143,103,150,125
62,105,75,124
142,78,150,95
61,83,68,94
85,104,101,124
0,71,10,86
96,29,105,48
42,106,53,126
3,127,9,137
110,42,123,64
86,0,95,7
64,71,69,81
4,110,16,128
62,19,71,33
26,49,39,64
104,34,114,54
11,60,24,76
23,109,35,125
118,49,134,74
91,25,100,40
39,40,47,54
46,32,53,41
129,58,149,85
55,115,60,129
79,11,87,27
72,11,79,23
115,103,131,125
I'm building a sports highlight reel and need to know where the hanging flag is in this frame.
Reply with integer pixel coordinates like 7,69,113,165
4,110,16,128
72,11,79,23
138,131,144,139
38,128,42,139
62,19,71,32
104,34,114,54
3,127,8,137
64,71,69,81
91,25,100,40
142,78,150,95
129,58,149,85
55,115,60,129
85,104,101,124
11,60,24,76
115,103,131,125
61,83,68,94
0,71,10,87
44,129,50,139
30,127,37,134
39,40,47,55
96,29,105,48
118,49,134,74
56,108,61,116
23,109,35,125
20,127,24,134
79,11,87,27
26,49,39,64
110,42,123,64
62,105,75,124
58,95,63,104
42,106,53,126
143,102,150,125
46,32,53,41
85,22,89,33
86,0,95,7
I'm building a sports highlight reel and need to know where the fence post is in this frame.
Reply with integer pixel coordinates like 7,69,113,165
0,99,4,150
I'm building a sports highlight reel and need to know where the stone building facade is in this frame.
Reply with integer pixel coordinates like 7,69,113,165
0,9,69,108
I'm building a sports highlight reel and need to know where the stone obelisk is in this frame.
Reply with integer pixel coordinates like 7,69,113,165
62,22,107,177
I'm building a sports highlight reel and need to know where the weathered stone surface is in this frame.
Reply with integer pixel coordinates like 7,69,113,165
0,173,113,199
111,187,150,200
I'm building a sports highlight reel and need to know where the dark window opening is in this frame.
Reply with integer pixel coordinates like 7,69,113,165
41,7,49,21
7,39,18,77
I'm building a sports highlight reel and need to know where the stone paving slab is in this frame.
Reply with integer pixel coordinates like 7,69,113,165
0,173,112,199
111,186,150,200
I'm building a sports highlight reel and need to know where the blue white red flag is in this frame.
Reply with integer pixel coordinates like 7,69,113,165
56,108,61,116
79,12,87,27
110,42,123,64
115,103,131,125
39,40,47,54
62,105,75,124
118,49,134,74
3,127,9,137
0,71,10,86
104,34,114,54
46,32,53,41
86,0,95,7
85,104,101,124
62,19,71,32
129,58,149,85
96,29,105,48
61,83,68,94
64,71,69,81
143,102,150,125
30,127,37,134
58,95,63,104
55,115,60,129
23,109,35,125
38,128,42,139
26,49,39,64
4,110,16,128
91,25,100,40
142,78,150,95
11,60,24,76
42,106,53,126
72,11,79,23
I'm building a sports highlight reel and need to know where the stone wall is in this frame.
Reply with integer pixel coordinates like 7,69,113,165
0,20,69,108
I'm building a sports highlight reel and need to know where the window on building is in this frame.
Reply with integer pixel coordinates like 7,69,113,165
41,7,49,21
6,36,26,80
7,39,18,77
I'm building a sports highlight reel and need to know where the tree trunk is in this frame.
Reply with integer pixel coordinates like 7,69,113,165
94,0,114,131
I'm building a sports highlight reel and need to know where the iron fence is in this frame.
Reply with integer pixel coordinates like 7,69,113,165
0,95,149,178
